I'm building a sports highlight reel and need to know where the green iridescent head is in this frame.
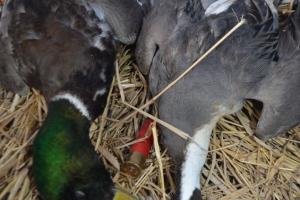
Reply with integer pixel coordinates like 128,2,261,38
33,100,114,200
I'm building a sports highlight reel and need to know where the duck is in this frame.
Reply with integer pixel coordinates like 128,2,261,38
0,0,148,199
136,0,300,199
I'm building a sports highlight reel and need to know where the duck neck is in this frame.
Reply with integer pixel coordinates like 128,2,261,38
33,99,91,199
35,99,91,143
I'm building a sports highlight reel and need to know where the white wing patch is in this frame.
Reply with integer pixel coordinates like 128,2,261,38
180,121,216,200
136,0,143,7
93,24,111,51
93,88,106,101
93,35,106,51
180,103,243,200
205,0,236,16
51,93,91,120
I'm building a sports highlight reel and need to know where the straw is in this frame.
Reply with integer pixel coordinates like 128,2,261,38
1,27,300,200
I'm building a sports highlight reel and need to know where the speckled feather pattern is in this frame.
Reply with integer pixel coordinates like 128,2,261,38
1,0,115,119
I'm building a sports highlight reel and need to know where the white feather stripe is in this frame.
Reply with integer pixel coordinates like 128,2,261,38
180,123,215,200
205,0,236,16
51,93,91,120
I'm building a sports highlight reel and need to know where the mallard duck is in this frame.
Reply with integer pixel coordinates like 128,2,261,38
0,0,147,199
136,0,300,199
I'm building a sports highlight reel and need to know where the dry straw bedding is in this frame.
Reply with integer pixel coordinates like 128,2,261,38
0,0,299,198
0,47,300,200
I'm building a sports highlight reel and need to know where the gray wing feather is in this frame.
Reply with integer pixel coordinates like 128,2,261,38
0,40,29,95
88,0,147,44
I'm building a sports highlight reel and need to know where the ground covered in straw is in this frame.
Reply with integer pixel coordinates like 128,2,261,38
0,48,300,200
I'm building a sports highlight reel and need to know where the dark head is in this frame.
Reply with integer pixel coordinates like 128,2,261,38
33,100,114,200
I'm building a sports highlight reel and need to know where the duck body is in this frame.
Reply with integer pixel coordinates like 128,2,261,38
1,0,147,107
2,0,116,118
136,0,300,199
0,0,146,199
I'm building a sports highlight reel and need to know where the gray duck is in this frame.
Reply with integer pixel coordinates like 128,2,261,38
136,0,300,199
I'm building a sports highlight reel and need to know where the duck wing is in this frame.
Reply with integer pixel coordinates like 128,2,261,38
254,0,300,139
88,0,150,44
0,39,29,95
0,2,30,95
